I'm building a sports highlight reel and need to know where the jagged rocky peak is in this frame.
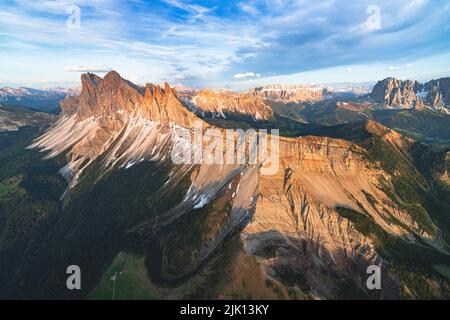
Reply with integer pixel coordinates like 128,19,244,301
30,70,445,298
59,71,201,128
423,77,450,111
142,81,203,128
370,76,450,112
74,71,144,119
81,72,103,87
60,95,80,115
145,81,174,104
370,77,423,109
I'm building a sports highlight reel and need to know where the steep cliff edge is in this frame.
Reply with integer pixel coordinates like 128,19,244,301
370,78,423,109
370,77,450,113
248,84,326,103
178,89,274,121
21,71,450,299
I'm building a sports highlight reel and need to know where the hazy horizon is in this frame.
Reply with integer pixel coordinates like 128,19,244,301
3,69,450,92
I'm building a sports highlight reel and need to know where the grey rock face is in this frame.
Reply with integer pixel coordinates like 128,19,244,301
370,77,422,109
423,78,450,111
371,77,450,112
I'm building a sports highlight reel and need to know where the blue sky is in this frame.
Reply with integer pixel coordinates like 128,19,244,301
1,0,450,90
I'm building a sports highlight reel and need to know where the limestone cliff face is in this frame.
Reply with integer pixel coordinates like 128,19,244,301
60,71,201,127
33,71,204,188
370,77,450,112
31,71,443,298
250,136,412,240
141,82,203,128
245,138,377,296
38,72,438,247
241,133,439,297
370,78,423,109
423,78,450,112
178,89,274,121
248,84,325,103
147,130,438,297
60,95,80,115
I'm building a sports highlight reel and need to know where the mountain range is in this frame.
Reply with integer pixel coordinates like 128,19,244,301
0,87,79,113
0,71,449,299
370,77,450,113
248,84,371,103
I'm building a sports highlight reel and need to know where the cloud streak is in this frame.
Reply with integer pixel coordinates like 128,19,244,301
64,66,112,73
233,72,261,79
0,0,449,88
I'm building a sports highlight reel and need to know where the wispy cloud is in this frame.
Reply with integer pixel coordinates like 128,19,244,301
238,2,259,15
161,0,215,21
0,0,449,88
233,72,261,79
64,66,112,73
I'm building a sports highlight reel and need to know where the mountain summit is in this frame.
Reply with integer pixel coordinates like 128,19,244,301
370,77,450,112
19,71,450,299
31,71,208,189
60,71,201,127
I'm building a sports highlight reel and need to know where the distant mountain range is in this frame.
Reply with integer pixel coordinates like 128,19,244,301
1,71,449,300
248,84,371,103
248,84,327,103
0,87,80,113
178,88,274,121
2,74,450,149
3,76,448,115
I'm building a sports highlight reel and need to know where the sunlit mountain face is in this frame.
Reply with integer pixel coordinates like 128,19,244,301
0,1,450,302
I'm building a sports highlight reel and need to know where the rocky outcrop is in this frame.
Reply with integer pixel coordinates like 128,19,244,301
59,95,80,115
370,78,423,109
248,84,325,103
141,82,203,128
30,71,443,298
178,89,274,121
60,71,202,128
36,73,437,244
32,71,205,189
423,78,450,112
370,77,450,112
0,87,76,113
